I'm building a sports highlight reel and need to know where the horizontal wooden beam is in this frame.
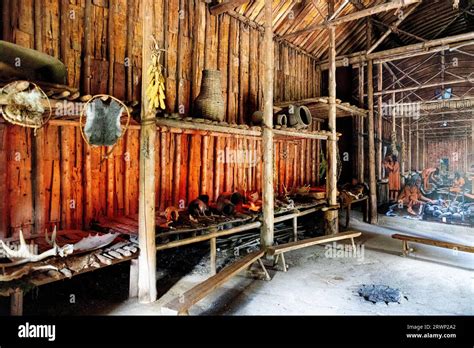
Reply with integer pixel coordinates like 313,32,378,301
283,0,420,39
318,32,474,70
373,77,473,96
273,128,329,140
209,0,248,16
156,117,262,137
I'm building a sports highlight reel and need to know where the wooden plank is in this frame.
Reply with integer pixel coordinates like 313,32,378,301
268,231,362,256
392,234,474,254
163,249,264,315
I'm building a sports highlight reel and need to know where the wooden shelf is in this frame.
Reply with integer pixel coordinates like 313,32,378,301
155,117,262,137
156,116,336,141
274,97,368,118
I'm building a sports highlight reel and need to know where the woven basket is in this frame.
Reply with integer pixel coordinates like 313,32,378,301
194,70,225,122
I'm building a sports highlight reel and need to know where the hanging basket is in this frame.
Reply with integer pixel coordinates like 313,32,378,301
0,80,52,134
79,94,131,158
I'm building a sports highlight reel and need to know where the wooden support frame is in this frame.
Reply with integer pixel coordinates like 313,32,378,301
358,62,365,183
282,0,420,39
366,20,378,224
376,63,383,180
318,32,474,70
324,18,339,235
367,3,421,54
416,122,420,171
209,0,248,16
261,0,274,249
138,0,157,304
10,289,23,316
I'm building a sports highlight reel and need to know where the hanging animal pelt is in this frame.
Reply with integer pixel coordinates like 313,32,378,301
0,81,51,132
84,98,124,146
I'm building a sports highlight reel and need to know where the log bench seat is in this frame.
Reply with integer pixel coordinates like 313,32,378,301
392,233,474,256
267,231,362,272
162,249,268,315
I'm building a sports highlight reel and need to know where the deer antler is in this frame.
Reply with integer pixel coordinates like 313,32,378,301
0,229,74,268
44,226,57,246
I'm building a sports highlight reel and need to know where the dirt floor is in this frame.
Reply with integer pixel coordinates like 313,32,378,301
108,213,474,316
2,212,473,315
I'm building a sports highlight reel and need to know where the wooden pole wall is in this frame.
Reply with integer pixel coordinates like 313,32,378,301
261,0,274,249
138,0,157,303
366,19,377,224
0,0,324,239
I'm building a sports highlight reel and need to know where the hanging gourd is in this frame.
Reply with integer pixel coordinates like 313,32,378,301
145,37,166,111
0,80,52,135
79,94,131,158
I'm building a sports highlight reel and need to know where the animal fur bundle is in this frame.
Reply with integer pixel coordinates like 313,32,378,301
4,89,45,126
84,98,124,146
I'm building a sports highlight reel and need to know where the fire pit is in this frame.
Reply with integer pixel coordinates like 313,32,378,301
357,284,406,304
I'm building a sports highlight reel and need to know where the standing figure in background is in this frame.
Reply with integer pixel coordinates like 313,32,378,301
421,167,441,193
384,154,401,201
450,172,465,194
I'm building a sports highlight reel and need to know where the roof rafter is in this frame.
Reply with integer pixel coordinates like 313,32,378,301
282,0,420,40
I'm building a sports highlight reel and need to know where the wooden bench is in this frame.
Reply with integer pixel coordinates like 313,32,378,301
1,230,139,316
163,249,268,315
392,234,474,257
267,231,362,272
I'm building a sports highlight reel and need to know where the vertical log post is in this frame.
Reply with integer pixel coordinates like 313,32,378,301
471,120,474,194
83,0,92,94
367,20,378,224
210,237,217,275
138,0,157,303
416,122,420,171
408,121,412,172
33,129,45,235
261,0,274,249
401,114,405,174
10,289,23,316
422,130,426,169
33,0,46,235
2,0,11,41
357,64,365,183
83,0,93,228
376,63,383,181
324,22,339,235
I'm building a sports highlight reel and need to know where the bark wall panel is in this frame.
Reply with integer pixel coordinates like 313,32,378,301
426,138,469,173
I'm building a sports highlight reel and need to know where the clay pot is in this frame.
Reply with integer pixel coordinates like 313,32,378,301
287,105,312,129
